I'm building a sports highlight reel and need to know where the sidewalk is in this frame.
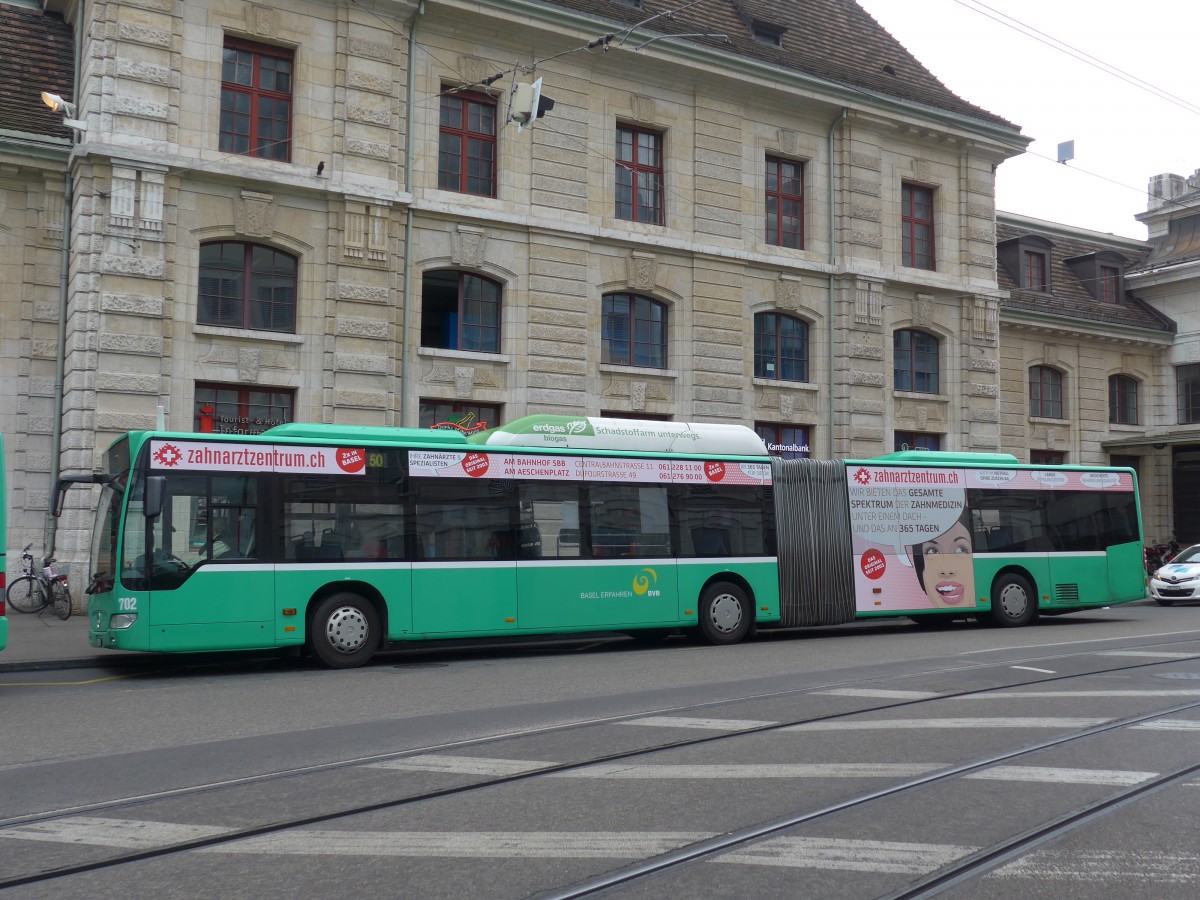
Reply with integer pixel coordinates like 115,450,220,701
0,607,140,672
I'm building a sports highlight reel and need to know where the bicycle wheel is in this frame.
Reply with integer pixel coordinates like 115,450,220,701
51,580,72,620
6,575,46,614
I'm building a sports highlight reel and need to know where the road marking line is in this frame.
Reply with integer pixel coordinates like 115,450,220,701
964,766,1157,786
0,816,229,849
716,837,977,873
367,756,555,776
965,689,1200,698
784,717,1106,731
1096,650,1199,659
814,688,941,699
209,831,712,858
1010,666,1056,673
620,716,780,730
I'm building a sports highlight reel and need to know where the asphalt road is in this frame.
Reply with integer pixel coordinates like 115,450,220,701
2,599,1199,899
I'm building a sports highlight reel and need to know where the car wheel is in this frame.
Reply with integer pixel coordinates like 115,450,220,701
695,581,752,645
984,573,1037,627
309,592,380,668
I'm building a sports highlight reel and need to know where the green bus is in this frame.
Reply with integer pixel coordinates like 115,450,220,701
57,416,1145,668
0,433,7,651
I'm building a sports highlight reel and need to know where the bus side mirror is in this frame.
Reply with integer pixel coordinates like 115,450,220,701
145,475,165,519
54,474,109,517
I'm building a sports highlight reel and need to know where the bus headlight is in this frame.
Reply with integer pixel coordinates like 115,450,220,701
109,613,137,630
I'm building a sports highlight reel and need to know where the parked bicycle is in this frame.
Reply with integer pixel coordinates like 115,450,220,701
5,544,72,619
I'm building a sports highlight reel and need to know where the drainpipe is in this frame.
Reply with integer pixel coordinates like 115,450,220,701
46,167,72,559
399,0,424,426
826,107,846,459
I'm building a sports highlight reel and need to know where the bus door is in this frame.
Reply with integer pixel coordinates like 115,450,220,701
409,478,517,635
141,473,274,649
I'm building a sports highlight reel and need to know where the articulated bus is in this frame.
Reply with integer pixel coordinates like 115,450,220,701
57,416,1146,668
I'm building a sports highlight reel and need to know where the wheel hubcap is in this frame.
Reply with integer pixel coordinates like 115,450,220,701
998,584,1028,618
325,606,370,654
709,593,743,634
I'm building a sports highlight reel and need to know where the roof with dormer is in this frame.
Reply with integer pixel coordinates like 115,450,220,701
529,0,1020,132
995,217,1173,334
0,2,75,141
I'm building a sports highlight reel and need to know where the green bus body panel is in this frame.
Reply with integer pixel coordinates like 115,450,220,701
411,563,516,633
1107,542,1148,602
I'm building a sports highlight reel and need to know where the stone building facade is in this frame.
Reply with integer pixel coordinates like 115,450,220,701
5,0,1038,573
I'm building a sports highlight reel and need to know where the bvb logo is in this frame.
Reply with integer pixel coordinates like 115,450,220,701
632,568,658,596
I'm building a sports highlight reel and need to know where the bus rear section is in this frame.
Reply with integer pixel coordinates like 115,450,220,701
841,453,1144,626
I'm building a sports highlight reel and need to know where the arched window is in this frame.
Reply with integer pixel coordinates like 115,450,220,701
894,329,939,393
420,270,502,353
754,313,808,382
199,241,297,332
1108,374,1139,425
602,293,667,368
1030,365,1065,418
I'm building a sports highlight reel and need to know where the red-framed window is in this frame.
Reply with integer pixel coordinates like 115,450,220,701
194,383,294,435
1100,265,1121,302
1030,450,1065,465
894,431,941,451
419,401,500,434
894,329,939,394
755,422,811,459
754,313,808,382
439,90,497,197
420,270,502,353
765,156,803,248
1030,365,1064,419
220,38,293,161
198,241,297,332
602,293,667,368
615,124,664,224
1024,250,1048,291
901,183,934,270
1109,374,1139,425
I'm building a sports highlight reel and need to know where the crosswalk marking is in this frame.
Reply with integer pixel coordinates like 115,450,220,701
0,816,229,849
555,763,944,779
784,717,1106,731
966,689,1200,698
1133,718,1200,731
209,830,711,858
1096,650,1198,659
813,688,942,699
621,716,779,731
366,755,555,776
991,849,1200,882
964,766,1157,786
716,837,976,873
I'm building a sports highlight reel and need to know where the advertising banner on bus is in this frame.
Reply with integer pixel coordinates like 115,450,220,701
409,451,772,485
149,441,367,475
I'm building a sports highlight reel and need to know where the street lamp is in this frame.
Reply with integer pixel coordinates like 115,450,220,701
41,91,86,133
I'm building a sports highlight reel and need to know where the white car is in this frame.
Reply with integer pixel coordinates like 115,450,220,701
1149,544,1200,606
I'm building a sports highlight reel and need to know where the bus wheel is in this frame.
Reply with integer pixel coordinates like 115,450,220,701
697,582,752,645
309,592,380,668
985,573,1036,627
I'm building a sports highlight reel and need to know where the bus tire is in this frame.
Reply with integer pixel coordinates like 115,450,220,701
696,581,752,645
309,592,380,668
985,573,1037,627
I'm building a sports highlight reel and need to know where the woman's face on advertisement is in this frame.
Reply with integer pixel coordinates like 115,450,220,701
919,521,973,607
